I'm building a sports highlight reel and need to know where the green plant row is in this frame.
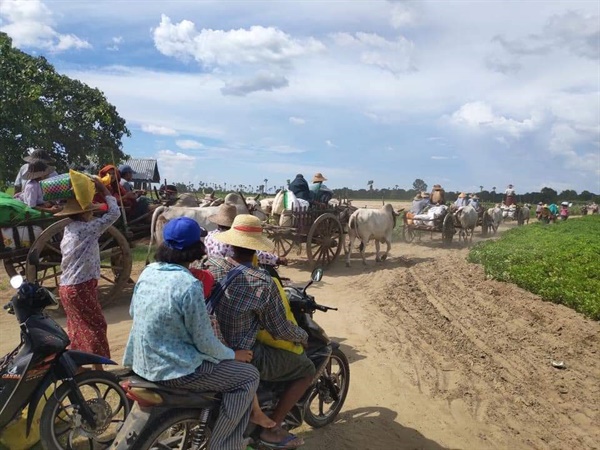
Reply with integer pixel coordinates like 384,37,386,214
468,216,600,320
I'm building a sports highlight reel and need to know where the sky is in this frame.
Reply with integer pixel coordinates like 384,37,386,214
1,0,599,194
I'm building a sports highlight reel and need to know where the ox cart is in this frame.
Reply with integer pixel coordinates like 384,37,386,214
1,209,152,307
402,206,491,245
264,203,354,268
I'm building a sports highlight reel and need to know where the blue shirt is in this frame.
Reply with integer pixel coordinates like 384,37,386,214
123,262,234,381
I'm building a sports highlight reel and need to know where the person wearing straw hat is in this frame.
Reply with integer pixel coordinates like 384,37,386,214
125,217,259,450
468,194,481,211
204,204,287,266
14,160,62,213
13,148,58,194
454,192,468,208
205,214,313,449
57,178,121,370
505,184,516,206
309,172,333,204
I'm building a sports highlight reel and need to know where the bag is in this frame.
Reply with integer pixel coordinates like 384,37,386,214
256,278,303,354
40,173,73,201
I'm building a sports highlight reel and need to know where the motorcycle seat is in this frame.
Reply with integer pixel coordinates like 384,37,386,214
127,375,221,401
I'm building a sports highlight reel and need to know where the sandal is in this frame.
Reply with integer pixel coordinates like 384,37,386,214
259,427,304,449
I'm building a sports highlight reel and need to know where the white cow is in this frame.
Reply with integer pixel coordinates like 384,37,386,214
458,205,478,244
521,205,530,225
345,204,401,267
487,204,502,234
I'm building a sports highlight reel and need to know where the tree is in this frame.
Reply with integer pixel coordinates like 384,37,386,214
0,33,130,187
559,189,577,200
540,187,558,203
412,179,427,192
263,178,268,193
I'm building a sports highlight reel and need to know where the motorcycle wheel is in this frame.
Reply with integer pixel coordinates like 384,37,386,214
304,347,350,428
130,409,211,450
40,370,130,450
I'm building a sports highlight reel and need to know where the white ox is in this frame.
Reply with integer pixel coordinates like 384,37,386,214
146,193,266,263
521,205,530,224
458,205,478,243
487,204,502,234
345,204,401,267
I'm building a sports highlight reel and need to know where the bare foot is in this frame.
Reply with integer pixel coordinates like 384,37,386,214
251,410,276,428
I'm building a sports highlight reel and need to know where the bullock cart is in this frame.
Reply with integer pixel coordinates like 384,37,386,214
1,209,152,307
401,209,456,245
264,204,352,268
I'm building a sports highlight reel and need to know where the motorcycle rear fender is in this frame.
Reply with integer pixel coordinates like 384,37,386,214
64,350,117,367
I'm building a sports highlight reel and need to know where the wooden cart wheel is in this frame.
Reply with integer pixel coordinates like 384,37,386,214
481,210,490,236
306,213,343,267
3,251,28,279
402,225,416,243
272,231,295,258
442,213,455,245
25,219,132,307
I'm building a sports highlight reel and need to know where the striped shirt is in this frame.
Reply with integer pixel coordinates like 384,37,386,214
205,256,308,350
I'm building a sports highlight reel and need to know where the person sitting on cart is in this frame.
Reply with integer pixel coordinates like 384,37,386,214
410,192,430,214
94,165,137,218
204,215,313,449
13,149,58,195
505,184,516,206
454,192,468,208
289,174,311,202
309,172,333,205
118,164,155,218
468,194,481,211
203,203,287,266
14,161,62,214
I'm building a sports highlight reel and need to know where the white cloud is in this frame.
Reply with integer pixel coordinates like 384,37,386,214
153,15,325,68
389,1,419,29
176,139,203,150
264,145,305,154
141,124,178,136
107,35,123,51
331,32,416,75
289,116,306,125
156,149,195,162
325,140,336,148
450,101,538,138
431,156,450,160
221,71,289,96
0,0,91,52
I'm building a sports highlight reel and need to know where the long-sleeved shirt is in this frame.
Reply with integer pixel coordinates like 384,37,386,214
205,256,308,350
16,180,44,207
204,229,278,265
59,195,121,286
123,263,234,381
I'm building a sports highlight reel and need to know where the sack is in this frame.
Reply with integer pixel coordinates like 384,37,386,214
256,278,303,355
40,174,73,201
0,193,43,226
1,226,43,250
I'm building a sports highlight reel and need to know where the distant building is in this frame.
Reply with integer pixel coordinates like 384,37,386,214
125,159,161,191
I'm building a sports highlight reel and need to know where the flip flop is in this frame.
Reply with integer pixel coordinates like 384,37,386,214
259,433,304,449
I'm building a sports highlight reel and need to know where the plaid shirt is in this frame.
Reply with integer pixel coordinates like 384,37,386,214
205,257,308,350
204,229,278,265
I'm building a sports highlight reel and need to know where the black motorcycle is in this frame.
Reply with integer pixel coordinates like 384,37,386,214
112,268,350,449
0,275,130,450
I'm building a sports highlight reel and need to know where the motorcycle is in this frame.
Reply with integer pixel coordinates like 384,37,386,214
0,275,130,450
112,267,350,449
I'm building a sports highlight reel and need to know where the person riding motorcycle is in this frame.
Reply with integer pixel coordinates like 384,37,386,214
204,214,314,449
123,217,260,450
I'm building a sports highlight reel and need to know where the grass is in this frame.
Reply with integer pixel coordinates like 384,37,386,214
468,215,600,320
131,242,151,262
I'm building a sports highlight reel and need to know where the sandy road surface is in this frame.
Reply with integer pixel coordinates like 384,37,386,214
1,206,598,450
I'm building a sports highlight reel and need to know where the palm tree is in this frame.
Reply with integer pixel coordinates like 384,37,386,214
367,180,374,191
264,178,268,193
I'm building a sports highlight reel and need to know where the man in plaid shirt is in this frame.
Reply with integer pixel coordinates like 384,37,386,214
205,214,315,449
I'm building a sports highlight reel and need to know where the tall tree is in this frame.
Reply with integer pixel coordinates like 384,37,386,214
0,33,130,187
412,178,427,192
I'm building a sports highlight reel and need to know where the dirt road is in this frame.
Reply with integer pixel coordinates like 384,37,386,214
1,217,598,449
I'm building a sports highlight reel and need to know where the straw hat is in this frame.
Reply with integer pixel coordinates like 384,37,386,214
433,184,442,190
53,198,102,217
23,149,55,164
23,161,56,180
471,194,479,200
312,172,327,183
209,204,238,228
214,214,274,252
458,192,466,198
421,191,430,198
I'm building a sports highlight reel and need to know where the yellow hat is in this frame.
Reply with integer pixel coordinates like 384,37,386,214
69,169,95,210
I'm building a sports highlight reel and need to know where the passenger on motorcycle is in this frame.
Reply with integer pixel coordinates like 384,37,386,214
123,217,260,450
205,214,314,449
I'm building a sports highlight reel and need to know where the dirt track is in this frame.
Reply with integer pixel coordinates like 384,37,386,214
1,211,598,450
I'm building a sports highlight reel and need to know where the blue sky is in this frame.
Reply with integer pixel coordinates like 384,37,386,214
1,0,599,194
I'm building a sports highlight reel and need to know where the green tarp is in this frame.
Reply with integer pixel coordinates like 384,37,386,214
0,192,44,226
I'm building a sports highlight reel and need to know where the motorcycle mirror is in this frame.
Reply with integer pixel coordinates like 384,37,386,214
311,268,323,282
10,275,24,289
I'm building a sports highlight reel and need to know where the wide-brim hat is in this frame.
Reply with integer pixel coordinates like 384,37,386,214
312,172,327,183
215,214,274,252
433,184,442,190
471,195,479,200
53,198,102,217
23,149,55,164
23,161,55,180
209,204,238,227
421,191,430,198
413,194,422,200
458,192,466,198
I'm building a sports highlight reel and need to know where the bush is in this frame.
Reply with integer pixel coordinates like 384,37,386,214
468,216,600,320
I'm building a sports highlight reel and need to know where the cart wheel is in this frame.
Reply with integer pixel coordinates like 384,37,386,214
481,210,490,236
272,232,295,258
306,213,343,268
3,253,28,279
402,225,415,243
442,214,455,245
25,219,132,307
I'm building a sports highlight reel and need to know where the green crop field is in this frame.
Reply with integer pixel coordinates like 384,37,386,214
468,216,600,320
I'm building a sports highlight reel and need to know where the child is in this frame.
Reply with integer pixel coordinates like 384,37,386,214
57,178,121,370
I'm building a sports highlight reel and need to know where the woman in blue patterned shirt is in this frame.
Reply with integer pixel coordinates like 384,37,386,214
124,217,259,450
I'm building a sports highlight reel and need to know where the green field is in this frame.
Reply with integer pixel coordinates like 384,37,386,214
468,216,600,320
